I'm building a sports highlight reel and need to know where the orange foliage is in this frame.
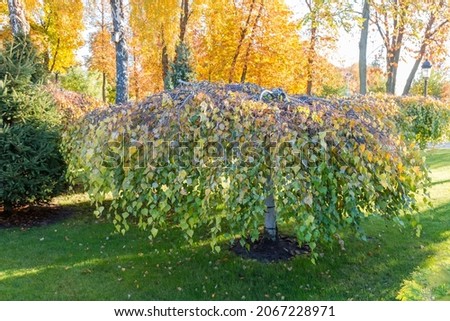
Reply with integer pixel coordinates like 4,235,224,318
46,85,104,125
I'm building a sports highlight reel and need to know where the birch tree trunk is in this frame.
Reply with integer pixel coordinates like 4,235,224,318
264,192,277,241
358,0,370,95
264,176,277,241
7,0,30,36
110,0,129,104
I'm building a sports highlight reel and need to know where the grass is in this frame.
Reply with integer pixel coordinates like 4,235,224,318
0,150,449,300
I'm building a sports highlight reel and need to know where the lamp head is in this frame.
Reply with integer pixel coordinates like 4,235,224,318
421,59,432,79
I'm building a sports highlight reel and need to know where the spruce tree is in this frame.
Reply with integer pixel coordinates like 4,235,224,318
0,36,65,215
166,42,193,89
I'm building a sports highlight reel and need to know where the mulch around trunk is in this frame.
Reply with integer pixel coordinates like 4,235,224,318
231,235,310,262
0,204,74,228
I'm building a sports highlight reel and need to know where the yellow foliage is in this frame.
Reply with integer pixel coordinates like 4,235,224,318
192,0,307,93
1,0,84,72
41,0,84,72
46,84,104,125
89,28,115,82
129,0,181,95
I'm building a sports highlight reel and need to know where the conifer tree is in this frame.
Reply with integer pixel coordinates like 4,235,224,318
0,36,65,215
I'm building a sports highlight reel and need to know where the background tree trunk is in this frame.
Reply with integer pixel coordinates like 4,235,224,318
110,0,129,104
102,72,107,102
402,53,425,96
240,0,264,83
7,0,30,36
228,0,256,83
179,0,190,43
358,0,370,95
306,25,316,96
162,39,170,89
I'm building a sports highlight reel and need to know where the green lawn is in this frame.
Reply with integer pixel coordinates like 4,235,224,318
0,150,449,301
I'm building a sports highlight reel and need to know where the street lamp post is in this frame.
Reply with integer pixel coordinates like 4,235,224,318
421,59,432,97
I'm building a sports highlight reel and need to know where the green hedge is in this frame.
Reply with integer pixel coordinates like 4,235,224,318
396,96,450,149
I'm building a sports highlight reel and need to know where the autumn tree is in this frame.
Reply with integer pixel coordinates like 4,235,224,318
0,1,34,44
1,1,84,77
86,0,115,102
128,0,179,95
31,0,84,77
128,0,194,94
402,0,450,95
110,0,129,104
300,0,354,95
344,62,387,94
192,0,306,93
226,0,264,83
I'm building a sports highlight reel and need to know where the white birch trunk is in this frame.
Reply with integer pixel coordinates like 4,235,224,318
7,0,30,36
264,174,277,241
110,0,129,104
264,192,277,241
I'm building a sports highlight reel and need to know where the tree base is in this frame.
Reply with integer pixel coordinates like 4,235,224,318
231,234,310,263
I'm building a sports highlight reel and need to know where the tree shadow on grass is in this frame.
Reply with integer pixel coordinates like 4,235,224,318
431,178,450,186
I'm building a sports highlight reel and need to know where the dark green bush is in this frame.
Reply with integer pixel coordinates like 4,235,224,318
0,36,65,213
0,123,65,208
